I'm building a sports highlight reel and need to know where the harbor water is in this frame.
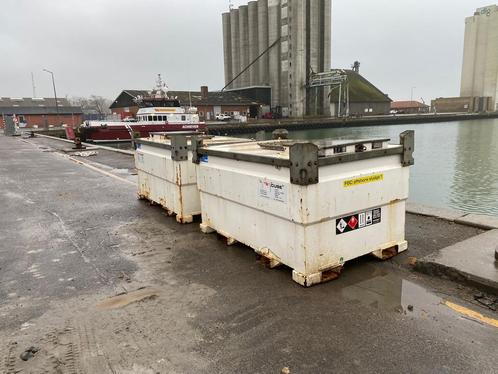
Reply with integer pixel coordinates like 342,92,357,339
252,119,498,217
109,118,498,217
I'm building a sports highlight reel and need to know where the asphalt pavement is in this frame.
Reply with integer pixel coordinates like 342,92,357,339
0,134,497,374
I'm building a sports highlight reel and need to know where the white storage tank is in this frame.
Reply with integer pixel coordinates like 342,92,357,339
194,131,414,286
134,132,251,223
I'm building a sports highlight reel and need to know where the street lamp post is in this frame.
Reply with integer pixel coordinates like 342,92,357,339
410,86,416,102
43,69,60,126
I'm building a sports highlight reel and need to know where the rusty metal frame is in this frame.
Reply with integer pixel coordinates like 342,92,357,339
313,138,391,150
317,146,404,166
191,132,415,183
289,143,319,185
191,136,204,164
170,135,188,161
197,147,290,167
135,133,249,153
134,138,173,150
400,130,415,167
196,145,405,169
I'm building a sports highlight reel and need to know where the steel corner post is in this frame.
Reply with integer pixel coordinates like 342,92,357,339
289,143,319,185
400,130,415,167
191,136,204,164
170,135,188,161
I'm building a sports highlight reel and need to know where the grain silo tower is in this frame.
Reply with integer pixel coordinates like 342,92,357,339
461,5,498,111
222,0,332,117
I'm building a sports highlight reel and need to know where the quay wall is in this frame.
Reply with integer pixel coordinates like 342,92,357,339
206,112,498,135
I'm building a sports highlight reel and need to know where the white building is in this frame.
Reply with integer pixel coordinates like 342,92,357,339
460,5,498,111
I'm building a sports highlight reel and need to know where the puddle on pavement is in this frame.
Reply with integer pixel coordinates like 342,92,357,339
96,287,159,310
338,265,498,328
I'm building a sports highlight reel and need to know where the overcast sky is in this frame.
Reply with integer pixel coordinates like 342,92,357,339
0,0,491,102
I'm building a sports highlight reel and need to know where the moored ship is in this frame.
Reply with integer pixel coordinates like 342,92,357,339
79,75,205,142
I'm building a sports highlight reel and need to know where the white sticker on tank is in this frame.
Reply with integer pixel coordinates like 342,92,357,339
358,212,366,228
258,179,287,203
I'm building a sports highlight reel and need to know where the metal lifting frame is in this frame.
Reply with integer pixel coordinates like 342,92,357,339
308,70,349,117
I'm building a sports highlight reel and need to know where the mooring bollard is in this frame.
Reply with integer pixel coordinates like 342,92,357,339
73,137,86,150
255,130,266,141
272,128,289,140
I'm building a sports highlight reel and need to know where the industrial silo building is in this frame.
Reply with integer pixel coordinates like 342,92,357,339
222,0,332,117
460,5,498,111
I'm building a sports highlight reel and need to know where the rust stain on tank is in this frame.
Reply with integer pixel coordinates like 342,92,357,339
139,182,150,199
158,197,169,210
176,165,184,219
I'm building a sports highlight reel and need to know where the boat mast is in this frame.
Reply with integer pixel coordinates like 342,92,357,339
155,74,169,99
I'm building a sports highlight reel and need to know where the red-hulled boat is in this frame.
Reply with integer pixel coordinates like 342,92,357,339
79,75,205,143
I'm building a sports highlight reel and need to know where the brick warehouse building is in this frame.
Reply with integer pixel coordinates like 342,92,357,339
390,100,430,114
110,86,263,121
0,97,83,128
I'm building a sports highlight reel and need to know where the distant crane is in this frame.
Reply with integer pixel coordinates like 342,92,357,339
31,72,37,97
229,0,233,10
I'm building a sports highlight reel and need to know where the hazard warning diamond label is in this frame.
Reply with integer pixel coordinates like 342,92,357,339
336,208,381,235
336,219,347,233
348,216,358,230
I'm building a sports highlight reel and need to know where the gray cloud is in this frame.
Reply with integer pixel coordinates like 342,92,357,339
0,0,491,102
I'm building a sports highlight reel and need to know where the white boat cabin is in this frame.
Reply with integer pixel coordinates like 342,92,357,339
136,101,200,125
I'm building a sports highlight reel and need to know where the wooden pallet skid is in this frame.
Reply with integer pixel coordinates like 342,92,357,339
200,222,351,287
138,194,195,224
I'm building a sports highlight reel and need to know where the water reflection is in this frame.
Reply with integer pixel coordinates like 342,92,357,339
107,119,498,216
248,119,498,217
318,262,498,327
340,271,449,318
451,121,498,215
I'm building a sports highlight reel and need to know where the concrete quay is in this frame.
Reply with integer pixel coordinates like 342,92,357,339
29,112,498,139
0,134,497,373
407,202,498,230
406,202,498,295
415,230,498,295
207,112,498,135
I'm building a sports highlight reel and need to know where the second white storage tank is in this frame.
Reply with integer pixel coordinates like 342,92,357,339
135,132,251,223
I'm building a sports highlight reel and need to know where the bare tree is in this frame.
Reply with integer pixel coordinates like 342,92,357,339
70,96,89,108
89,95,112,115
70,96,112,115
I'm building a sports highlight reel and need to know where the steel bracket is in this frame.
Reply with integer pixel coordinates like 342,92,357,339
400,130,415,167
191,136,204,164
170,135,188,161
289,143,319,185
